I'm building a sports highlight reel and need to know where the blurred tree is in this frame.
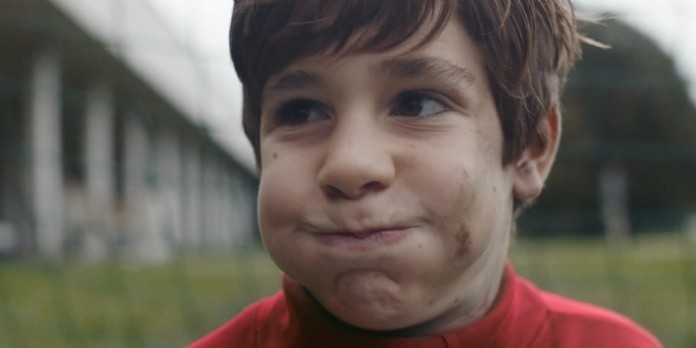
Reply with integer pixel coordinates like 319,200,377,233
521,18,696,236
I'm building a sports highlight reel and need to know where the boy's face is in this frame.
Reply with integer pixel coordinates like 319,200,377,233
256,18,538,333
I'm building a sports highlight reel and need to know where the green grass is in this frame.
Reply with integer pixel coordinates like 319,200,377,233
0,234,694,347
0,246,281,348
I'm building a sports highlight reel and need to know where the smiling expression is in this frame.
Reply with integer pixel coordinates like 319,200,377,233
256,18,531,333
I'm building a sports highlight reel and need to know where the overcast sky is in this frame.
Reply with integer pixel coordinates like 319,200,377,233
145,0,696,127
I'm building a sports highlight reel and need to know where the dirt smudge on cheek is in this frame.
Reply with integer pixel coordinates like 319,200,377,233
454,228,472,259
447,172,476,261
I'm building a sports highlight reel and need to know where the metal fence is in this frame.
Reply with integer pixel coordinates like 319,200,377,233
1,0,695,347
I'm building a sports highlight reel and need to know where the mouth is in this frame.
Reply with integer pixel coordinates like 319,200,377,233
313,227,410,251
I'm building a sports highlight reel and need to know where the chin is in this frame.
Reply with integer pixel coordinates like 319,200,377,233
314,277,425,331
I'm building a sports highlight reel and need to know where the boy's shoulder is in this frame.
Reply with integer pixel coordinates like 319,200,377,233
515,275,663,347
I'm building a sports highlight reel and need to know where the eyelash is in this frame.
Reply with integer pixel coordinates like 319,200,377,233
270,90,451,128
273,98,330,127
390,90,450,118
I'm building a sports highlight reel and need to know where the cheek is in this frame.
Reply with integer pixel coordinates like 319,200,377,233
257,155,307,235
417,160,507,263
257,160,312,275
454,225,473,259
440,179,479,262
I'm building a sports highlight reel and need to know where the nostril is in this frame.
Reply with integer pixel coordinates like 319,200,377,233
363,181,385,191
324,185,345,200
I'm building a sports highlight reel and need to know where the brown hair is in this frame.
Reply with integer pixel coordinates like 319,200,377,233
230,0,582,165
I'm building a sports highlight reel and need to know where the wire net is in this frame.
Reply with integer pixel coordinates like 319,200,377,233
0,0,694,347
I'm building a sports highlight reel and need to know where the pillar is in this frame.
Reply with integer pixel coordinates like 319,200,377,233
154,128,182,245
219,167,233,248
201,154,217,248
83,80,114,259
123,112,148,210
85,81,114,211
28,47,64,258
182,140,202,248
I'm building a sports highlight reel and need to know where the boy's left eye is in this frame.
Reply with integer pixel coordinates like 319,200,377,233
391,91,448,118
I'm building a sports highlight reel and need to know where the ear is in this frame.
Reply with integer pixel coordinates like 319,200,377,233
512,107,561,201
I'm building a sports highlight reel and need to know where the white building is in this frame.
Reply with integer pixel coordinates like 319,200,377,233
0,0,258,261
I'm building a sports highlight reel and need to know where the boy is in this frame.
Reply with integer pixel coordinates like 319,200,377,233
191,0,662,346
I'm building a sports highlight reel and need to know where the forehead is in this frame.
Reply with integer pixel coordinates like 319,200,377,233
263,18,486,92
239,1,459,90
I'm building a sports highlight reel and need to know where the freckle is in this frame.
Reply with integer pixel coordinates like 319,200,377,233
427,299,434,305
454,298,460,304
418,243,423,249
272,152,279,159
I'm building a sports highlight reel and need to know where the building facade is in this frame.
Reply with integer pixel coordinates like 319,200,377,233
0,0,258,261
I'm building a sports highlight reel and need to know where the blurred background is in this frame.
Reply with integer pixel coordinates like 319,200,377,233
0,0,694,347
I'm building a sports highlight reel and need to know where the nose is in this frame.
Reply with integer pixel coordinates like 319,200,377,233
317,120,396,200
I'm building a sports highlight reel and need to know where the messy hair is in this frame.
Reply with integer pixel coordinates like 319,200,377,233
230,0,582,166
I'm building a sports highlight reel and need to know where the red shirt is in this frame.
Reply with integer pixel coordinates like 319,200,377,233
189,265,662,347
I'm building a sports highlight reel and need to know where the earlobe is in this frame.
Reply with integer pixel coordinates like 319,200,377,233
512,108,561,201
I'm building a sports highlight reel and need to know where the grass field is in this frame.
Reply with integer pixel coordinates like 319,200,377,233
0,234,694,347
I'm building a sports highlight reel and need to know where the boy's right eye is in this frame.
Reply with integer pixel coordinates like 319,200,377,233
274,99,330,127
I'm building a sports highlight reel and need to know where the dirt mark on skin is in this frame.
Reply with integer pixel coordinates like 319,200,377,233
455,229,471,258
448,172,475,260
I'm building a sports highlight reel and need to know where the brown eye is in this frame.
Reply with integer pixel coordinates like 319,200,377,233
275,99,329,126
391,91,448,117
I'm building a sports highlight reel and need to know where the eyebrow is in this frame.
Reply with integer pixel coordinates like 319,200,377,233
264,70,320,98
380,56,476,87
263,56,477,98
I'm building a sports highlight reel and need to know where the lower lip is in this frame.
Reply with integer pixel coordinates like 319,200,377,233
314,229,409,251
